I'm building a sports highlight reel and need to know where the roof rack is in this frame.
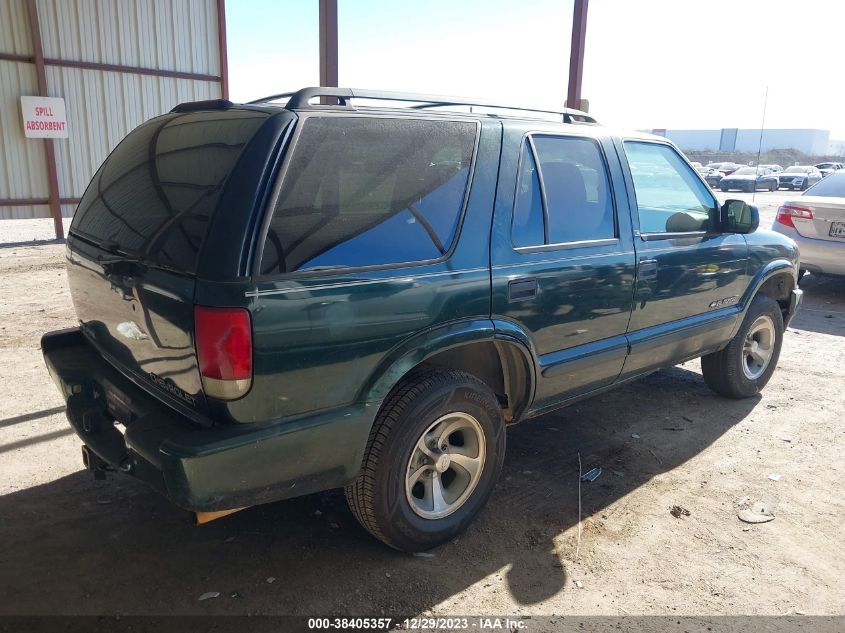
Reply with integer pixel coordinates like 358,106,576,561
247,87,597,124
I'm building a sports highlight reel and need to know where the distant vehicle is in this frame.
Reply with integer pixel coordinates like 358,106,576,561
759,164,783,173
815,162,844,178
704,169,725,188
703,163,741,188
704,162,740,174
777,166,823,191
690,161,710,177
773,172,845,277
720,167,779,192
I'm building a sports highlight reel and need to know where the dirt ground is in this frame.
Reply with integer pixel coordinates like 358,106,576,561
1,212,844,624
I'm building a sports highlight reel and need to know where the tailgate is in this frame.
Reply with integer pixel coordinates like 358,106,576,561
67,236,208,416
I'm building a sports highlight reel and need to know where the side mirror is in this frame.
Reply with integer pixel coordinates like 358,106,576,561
721,199,759,234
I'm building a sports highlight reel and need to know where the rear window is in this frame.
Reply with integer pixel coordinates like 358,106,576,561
259,116,477,275
71,110,269,273
805,172,845,197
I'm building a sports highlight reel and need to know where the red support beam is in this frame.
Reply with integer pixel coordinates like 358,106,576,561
319,0,338,104
567,0,589,112
25,0,64,240
216,0,229,99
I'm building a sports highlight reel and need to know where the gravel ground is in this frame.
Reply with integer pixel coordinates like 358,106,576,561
0,218,843,626
0,217,72,245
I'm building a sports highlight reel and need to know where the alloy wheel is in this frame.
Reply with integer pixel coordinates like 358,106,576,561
405,412,486,520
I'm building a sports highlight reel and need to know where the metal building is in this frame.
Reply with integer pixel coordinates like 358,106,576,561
652,128,831,156
0,0,228,238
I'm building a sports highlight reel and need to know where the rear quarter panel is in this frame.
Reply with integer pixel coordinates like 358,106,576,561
230,118,502,424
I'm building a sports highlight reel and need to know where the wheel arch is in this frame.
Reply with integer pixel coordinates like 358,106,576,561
735,260,797,335
358,319,537,423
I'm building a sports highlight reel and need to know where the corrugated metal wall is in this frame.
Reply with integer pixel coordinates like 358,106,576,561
0,0,222,221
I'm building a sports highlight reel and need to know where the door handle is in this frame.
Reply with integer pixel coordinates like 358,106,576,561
508,278,537,301
638,259,658,280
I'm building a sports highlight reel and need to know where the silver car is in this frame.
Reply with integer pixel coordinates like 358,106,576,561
773,172,845,277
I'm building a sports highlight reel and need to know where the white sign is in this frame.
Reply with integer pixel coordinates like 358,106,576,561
20,96,68,139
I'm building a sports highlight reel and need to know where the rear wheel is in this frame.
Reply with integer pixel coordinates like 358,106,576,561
345,369,505,551
701,294,784,398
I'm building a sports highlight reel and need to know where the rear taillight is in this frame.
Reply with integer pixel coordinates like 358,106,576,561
776,205,813,228
194,306,252,400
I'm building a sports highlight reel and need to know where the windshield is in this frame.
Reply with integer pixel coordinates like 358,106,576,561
784,167,808,174
816,163,834,169
804,173,845,197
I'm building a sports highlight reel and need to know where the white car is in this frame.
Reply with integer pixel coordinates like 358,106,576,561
773,172,845,277
815,162,843,178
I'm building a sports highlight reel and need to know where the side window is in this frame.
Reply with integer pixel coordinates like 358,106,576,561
511,135,616,247
259,117,476,274
624,142,717,234
533,136,615,244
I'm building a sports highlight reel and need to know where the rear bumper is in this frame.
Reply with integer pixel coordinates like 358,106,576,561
42,328,375,512
772,225,845,276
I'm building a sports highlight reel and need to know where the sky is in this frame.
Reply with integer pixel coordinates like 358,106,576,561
226,0,845,140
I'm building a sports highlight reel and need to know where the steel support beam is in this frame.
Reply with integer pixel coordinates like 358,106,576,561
567,0,589,112
319,0,338,104
25,0,64,240
216,0,229,99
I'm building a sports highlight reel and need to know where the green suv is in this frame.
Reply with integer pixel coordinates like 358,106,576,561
42,87,803,551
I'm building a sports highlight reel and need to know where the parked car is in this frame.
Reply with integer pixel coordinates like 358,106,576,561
778,166,823,190
760,164,783,173
773,172,845,277
690,161,709,176
815,162,844,178
719,167,779,192
42,87,803,552
705,167,727,188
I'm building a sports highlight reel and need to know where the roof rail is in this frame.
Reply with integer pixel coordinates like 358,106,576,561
247,87,597,124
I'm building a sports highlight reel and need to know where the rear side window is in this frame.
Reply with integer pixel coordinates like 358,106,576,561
71,110,269,273
259,117,476,274
512,135,616,247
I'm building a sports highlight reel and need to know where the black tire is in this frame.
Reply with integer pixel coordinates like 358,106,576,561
720,185,729,192
345,369,505,552
701,294,784,398
769,182,776,192
800,180,809,191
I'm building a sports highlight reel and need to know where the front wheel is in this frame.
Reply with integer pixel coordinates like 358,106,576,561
345,369,505,551
701,294,784,398
800,180,809,191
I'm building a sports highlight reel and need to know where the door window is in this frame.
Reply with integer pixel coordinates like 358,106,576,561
511,135,616,247
623,142,717,234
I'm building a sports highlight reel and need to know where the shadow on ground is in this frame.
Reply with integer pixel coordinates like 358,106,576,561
789,273,845,337
0,367,758,616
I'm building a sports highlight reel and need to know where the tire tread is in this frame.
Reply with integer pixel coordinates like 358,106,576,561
344,368,493,549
